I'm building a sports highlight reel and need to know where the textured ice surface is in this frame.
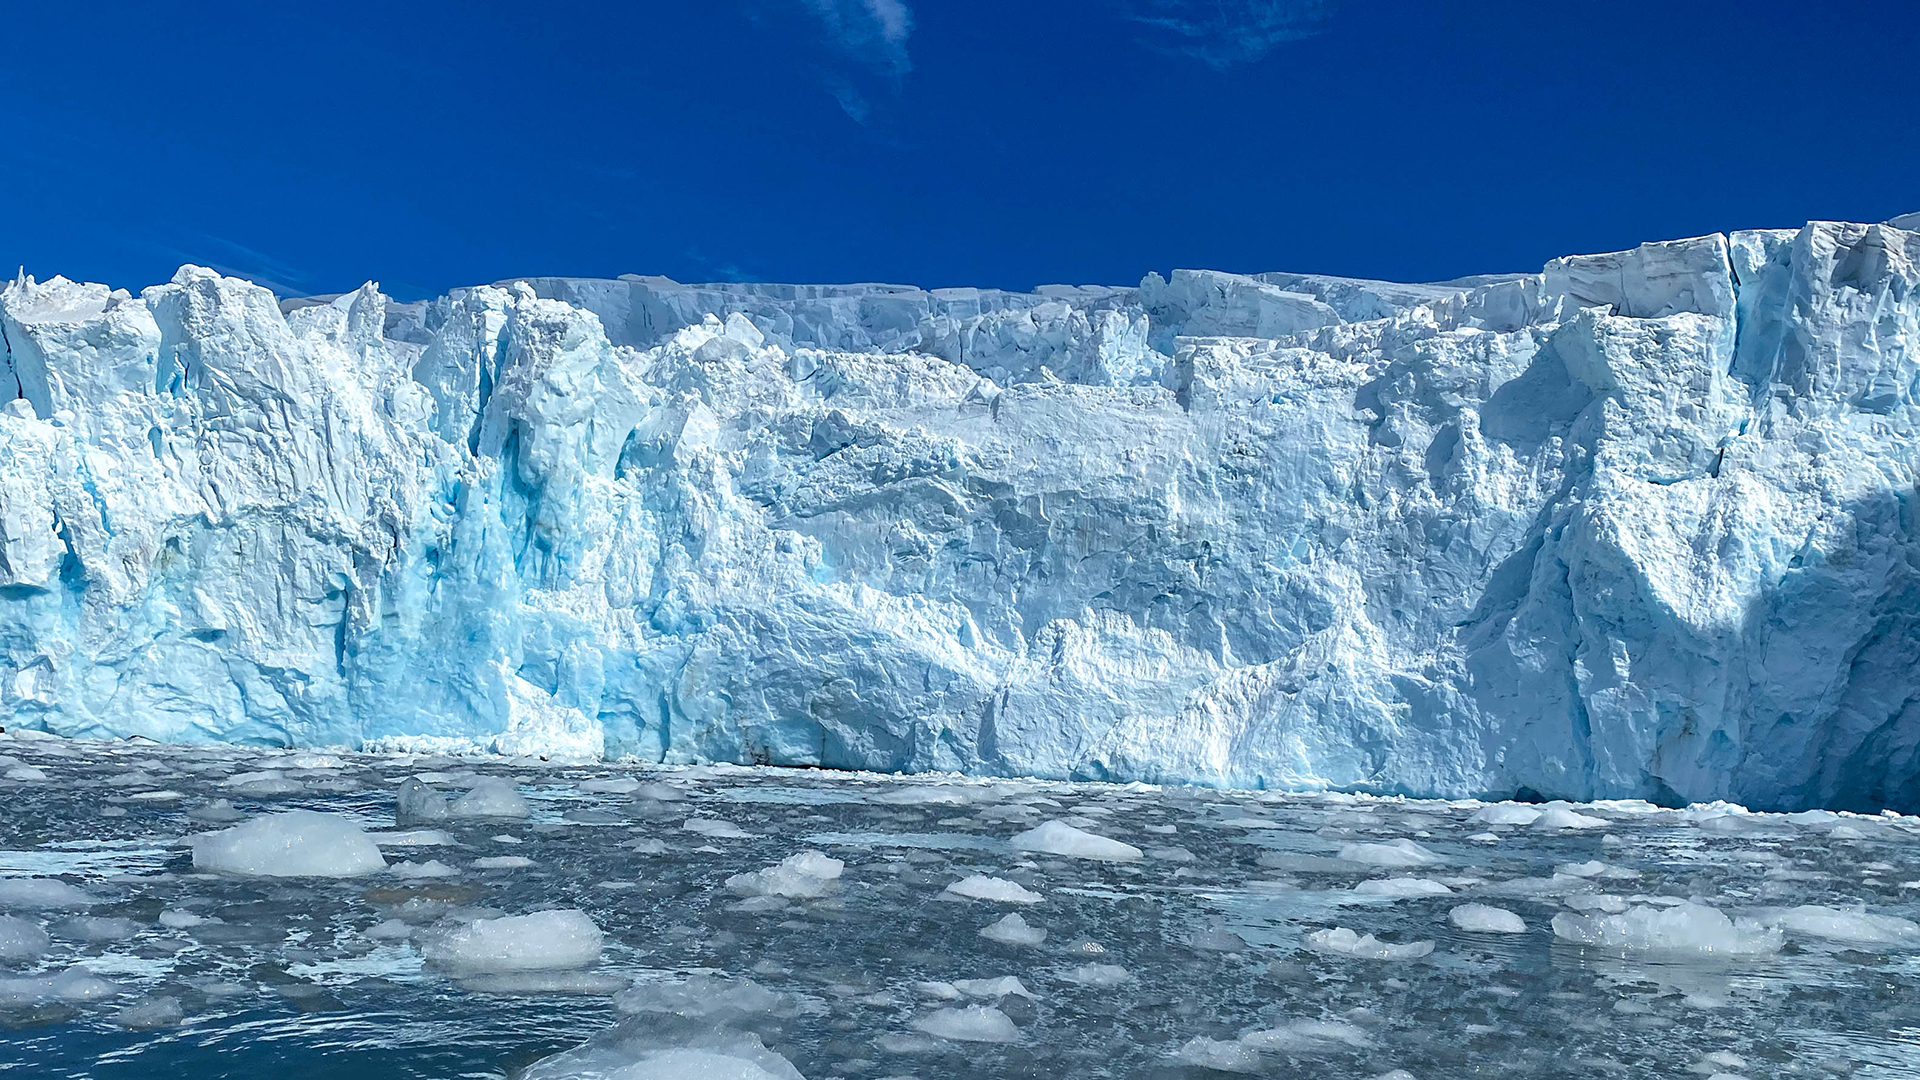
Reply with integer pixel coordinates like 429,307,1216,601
419,909,604,974
725,851,844,899
1,739,1919,1077
189,810,387,877
1448,903,1527,933
978,912,1047,946
1009,819,1144,861
0,915,50,960
1549,902,1784,957
8,218,1920,812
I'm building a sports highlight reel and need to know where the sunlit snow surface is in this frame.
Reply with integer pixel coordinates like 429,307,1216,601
4,734,1920,1079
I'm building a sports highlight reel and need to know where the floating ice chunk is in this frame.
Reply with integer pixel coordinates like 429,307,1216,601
631,782,686,803
365,919,413,941
186,798,247,823
1767,905,1920,946
911,1005,1021,1043
1370,1072,1418,1080
1171,1037,1264,1073
157,909,213,929
726,851,844,899
473,855,536,869
1829,823,1883,840
625,838,669,855
420,909,602,974
1352,877,1453,899
450,778,530,819
395,779,452,823
874,785,976,806
952,976,1033,999
683,818,751,839
1148,845,1196,862
52,916,139,942
614,975,793,1020
5,766,49,782
1338,839,1443,867
578,777,642,794
1533,807,1608,830
125,786,188,803
1449,904,1527,933
391,860,460,879
1304,927,1434,960
224,770,305,795
913,980,961,1000
1240,1018,1373,1051
0,966,122,1004
1564,894,1630,914
1479,874,1601,899
0,915,49,960
945,875,1042,904
1549,903,1782,956
1061,963,1130,987
113,995,184,1028
979,913,1047,946
1555,861,1608,878
191,811,387,877
1190,925,1250,951
0,878,98,910
521,1030,805,1080
1469,804,1542,826
1009,820,1142,862
373,828,457,847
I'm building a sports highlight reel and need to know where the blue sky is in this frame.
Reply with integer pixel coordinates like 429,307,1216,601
3,1,1915,299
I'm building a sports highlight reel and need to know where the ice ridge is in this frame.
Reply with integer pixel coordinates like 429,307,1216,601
3,218,1919,812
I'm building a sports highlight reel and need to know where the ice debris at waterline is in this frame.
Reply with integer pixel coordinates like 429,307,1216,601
2,734,1919,1078
8,217,1920,812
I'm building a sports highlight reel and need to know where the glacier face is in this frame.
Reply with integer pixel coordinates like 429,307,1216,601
3,220,1918,812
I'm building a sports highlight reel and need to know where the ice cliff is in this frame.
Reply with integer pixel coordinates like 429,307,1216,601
3,218,1918,812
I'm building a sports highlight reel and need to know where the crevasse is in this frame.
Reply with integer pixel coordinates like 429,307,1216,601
2,219,1918,812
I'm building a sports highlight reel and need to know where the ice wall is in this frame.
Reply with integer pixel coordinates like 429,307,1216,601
3,219,1918,811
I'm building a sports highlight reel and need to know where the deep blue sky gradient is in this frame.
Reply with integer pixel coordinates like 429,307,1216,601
3,0,1916,300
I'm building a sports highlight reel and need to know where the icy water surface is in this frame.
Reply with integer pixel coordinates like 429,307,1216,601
3,733,1920,1078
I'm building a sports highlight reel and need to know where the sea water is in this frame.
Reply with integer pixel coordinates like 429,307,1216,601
2,734,1918,1078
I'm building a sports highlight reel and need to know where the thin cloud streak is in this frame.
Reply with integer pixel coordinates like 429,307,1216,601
1126,0,1344,70
800,0,914,75
788,0,914,122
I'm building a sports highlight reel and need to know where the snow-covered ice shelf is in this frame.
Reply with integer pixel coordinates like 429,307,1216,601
2,733,1919,1078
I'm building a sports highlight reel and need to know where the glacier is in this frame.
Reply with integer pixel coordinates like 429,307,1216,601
2,217,1918,812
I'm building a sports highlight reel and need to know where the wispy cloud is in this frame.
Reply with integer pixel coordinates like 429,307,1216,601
1126,0,1343,70
682,246,761,284
748,0,913,122
800,0,913,75
178,231,315,297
